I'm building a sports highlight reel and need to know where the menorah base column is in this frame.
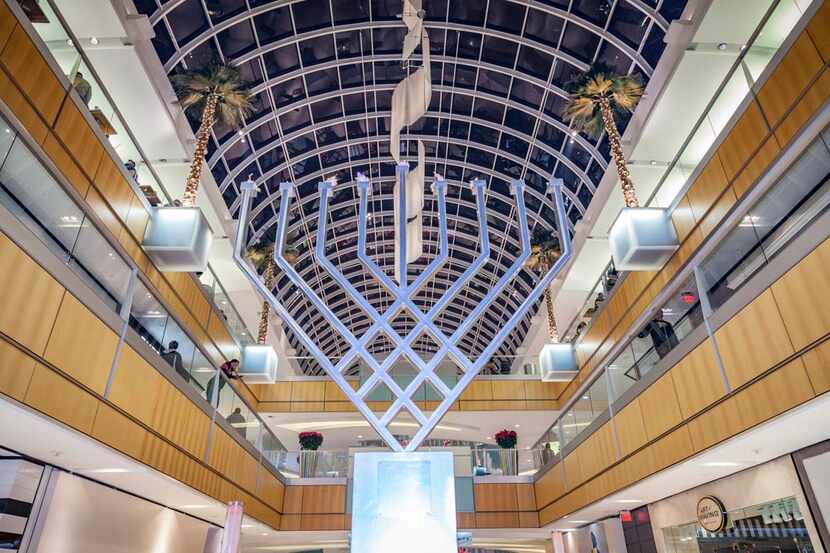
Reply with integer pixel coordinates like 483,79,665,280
351,452,457,553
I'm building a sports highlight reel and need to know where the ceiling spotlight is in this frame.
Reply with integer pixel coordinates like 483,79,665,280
717,42,728,51
357,434,363,439
238,130,245,136
90,37,99,45
649,160,657,166
65,38,73,47
514,424,520,428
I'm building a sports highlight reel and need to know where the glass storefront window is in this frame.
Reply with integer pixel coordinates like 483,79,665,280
662,497,815,553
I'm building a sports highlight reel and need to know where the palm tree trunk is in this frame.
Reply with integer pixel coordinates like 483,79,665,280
257,258,276,344
598,96,639,208
544,286,559,343
181,94,218,207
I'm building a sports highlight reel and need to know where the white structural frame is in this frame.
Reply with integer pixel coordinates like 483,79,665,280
232,167,572,451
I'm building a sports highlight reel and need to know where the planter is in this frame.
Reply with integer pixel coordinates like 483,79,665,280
499,449,518,476
299,450,319,478
142,206,213,272
239,345,278,384
539,343,578,382
609,207,678,271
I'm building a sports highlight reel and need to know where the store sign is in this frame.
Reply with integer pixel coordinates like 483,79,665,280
697,496,727,532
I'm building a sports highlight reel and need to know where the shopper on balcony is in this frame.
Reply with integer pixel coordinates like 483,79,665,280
227,407,247,440
72,72,92,106
637,311,679,359
161,340,189,383
206,358,240,404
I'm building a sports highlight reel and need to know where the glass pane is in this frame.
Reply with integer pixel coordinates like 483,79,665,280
70,220,131,310
160,318,197,385
0,138,84,256
607,344,638,401
130,280,168,353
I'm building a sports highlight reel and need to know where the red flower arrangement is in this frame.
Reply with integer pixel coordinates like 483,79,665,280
298,431,323,451
494,429,517,449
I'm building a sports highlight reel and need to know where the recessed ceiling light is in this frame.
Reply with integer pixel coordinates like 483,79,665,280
717,42,728,51
178,504,210,509
90,37,99,45
357,435,363,439
568,520,590,523
700,461,743,467
615,499,642,504
514,424,520,428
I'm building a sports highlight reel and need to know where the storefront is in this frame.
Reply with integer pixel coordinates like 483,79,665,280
649,457,825,553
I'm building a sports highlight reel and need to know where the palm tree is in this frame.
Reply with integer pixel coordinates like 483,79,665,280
564,62,644,208
172,63,253,207
247,243,277,345
527,228,561,343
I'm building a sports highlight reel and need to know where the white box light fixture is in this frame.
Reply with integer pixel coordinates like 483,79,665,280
608,207,679,271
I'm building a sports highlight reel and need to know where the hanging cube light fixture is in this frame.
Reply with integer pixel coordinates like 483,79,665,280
239,344,278,384
142,206,213,272
608,207,679,271
539,343,578,382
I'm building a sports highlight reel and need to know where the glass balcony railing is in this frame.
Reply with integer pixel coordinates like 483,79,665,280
535,118,830,460
270,447,550,479
0,113,287,473
558,0,806,345
18,0,256,350
22,0,168,207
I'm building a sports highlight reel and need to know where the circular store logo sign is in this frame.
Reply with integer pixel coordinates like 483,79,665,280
697,496,727,532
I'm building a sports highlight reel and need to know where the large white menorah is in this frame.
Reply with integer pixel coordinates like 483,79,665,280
233,165,572,452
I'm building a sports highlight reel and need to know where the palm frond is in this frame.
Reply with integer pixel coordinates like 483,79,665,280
246,242,275,271
562,62,644,139
171,62,253,124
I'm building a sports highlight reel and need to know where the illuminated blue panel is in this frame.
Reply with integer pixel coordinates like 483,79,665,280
352,451,457,553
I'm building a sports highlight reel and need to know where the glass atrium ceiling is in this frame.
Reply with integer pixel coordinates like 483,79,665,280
135,0,688,373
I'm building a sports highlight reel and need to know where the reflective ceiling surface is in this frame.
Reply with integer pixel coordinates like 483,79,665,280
135,0,688,372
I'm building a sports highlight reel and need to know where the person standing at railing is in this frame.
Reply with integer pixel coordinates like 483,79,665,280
207,358,240,404
637,311,679,359
71,72,92,106
226,407,247,440
161,341,189,383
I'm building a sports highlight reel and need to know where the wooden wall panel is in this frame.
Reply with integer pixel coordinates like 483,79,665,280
283,486,303,514
93,156,132,221
0,337,36,401
475,483,518,512
687,154,728,222
91,403,147,460
516,483,536,511
459,380,493,401
733,358,814,429
686,396,745,452
491,380,525,400
715,289,795,389
671,195,697,242
534,461,565,509
0,69,48,144
757,31,823,127
0,26,64,125
53,100,104,179
152,381,211,459
638,372,682,441
25,363,99,433
300,514,346,530
457,512,477,529
0,2,15,51
670,340,727,419
43,293,117,394
257,469,285,510
85,186,123,238
613,398,647,457
771,238,830,351
207,311,238,362
650,425,694,471
42,133,90,197
802,339,830,394
108,345,163,426
733,136,781,198
717,100,770,181
519,511,540,528
0,232,65,355
301,485,346,514
291,381,325,402
807,1,830,61
775,69,830,148
475,512,519,529
699,187,737,237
